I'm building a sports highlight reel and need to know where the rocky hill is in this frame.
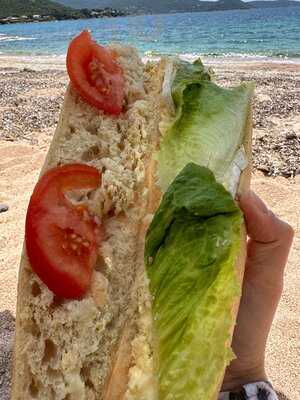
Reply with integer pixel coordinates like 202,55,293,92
56,0,300,12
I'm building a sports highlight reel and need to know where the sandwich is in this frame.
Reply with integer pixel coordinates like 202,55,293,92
11,30,253,400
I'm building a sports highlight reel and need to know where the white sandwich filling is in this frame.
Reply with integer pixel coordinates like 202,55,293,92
226,146,248,197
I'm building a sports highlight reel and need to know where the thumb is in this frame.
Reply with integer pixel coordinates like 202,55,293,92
239,191,293,244
239,191,294,289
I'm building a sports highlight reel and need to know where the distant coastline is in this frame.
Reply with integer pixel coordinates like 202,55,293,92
0,8,126,25
1,0,300,26
56,0,300,15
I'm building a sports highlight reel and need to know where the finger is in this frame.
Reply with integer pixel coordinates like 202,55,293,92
239,190,294,290
239,190,294,244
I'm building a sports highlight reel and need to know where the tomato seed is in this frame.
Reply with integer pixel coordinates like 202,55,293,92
94,216,101,225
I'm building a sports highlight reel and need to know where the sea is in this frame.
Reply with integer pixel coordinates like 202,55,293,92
0,7,300,63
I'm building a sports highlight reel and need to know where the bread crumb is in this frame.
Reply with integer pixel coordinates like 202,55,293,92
90,271,109,308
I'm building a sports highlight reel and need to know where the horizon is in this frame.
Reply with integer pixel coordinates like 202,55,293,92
183,0,300,1
56,0,300,2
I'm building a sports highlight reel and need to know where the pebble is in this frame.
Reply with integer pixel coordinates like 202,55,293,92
22,67,36,73
0,204,9,213
286,132,297,140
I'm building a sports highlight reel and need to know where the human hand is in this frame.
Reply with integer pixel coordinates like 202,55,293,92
222,190,294,391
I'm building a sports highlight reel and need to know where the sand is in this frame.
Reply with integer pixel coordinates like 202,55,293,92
0,57,299,400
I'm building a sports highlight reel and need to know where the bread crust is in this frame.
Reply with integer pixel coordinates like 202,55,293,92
11,63,252,400
11,88,74,400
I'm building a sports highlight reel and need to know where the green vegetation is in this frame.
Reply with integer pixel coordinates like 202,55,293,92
2,0,299,21
0,0,126,23
0,0,78,19
57,0,300,13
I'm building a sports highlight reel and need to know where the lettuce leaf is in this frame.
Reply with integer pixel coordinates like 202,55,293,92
145,163,242,400
158,60,254,191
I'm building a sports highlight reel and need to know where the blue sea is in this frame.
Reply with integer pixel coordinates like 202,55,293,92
0,7,300,62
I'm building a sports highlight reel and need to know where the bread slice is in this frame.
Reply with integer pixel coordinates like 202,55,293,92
11,46,167,400
11,49,252,400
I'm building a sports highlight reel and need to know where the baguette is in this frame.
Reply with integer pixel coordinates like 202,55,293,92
12,38,252,400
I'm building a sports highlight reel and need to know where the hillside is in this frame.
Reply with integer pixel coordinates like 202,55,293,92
249,0,300,7
1,0,299,23
0,0,75,19
56,0,300,12
56,0,250,12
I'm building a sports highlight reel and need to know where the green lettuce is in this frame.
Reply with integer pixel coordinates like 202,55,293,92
145,163,242,400
158,59,254,191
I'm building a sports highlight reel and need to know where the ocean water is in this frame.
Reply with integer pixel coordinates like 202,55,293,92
0,7,300,61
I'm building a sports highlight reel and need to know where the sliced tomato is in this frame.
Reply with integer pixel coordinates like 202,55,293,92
25,164,102,299
67,30,125,115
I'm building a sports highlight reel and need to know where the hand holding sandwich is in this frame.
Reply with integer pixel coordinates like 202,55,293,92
222,191,294,392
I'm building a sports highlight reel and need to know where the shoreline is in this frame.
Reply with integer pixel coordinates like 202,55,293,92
0,53,300,72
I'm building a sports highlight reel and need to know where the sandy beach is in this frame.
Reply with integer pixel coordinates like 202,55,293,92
0,57,299,400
